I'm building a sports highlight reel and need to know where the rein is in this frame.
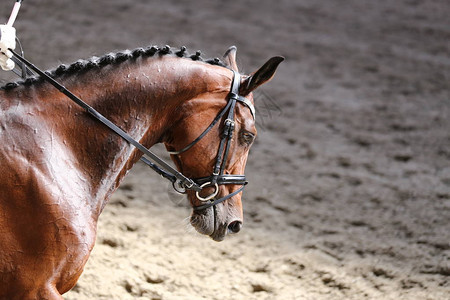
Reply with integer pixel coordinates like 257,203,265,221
9,50,254,210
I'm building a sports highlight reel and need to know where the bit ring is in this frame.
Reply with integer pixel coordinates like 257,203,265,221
196,182,219,202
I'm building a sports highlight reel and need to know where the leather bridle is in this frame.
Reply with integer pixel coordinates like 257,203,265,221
10,50,254,211
169,70,255,211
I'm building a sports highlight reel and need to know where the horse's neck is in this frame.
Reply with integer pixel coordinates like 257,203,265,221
16,56,226,216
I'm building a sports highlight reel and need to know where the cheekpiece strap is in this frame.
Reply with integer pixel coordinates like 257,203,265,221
230,70,256,119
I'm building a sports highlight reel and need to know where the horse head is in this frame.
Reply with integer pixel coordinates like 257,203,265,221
164,47,283,241
0,43,283,296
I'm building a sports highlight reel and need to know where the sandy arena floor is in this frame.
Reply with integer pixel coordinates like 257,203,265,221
1,0,449,299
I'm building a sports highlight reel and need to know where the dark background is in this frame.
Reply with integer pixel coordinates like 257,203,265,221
1,0,448,299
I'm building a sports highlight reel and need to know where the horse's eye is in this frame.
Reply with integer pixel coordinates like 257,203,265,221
240,131,255,145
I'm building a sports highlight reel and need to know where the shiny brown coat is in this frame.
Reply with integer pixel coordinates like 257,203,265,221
0,47,282,298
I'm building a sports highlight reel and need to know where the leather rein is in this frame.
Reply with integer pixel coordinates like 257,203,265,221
10,50,254,211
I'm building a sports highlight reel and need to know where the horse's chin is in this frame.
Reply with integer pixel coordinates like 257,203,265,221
190,205,228,242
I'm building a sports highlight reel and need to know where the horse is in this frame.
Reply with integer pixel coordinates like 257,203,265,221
0,45,283,299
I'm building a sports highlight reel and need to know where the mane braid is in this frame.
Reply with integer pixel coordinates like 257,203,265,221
1,45,227,90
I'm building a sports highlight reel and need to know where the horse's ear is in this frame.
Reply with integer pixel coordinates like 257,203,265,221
223,46,239,71
240,56,284,96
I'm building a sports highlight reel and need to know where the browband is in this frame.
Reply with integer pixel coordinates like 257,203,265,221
231,93,255,119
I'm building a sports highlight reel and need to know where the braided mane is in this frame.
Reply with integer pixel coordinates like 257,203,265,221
1,45,227,90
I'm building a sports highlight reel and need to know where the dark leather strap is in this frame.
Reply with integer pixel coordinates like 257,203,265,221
194,175,247,186
193,184,246,211
211,101,236,180
235,95,255,118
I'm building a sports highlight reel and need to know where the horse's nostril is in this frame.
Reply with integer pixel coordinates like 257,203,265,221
228,220,242,233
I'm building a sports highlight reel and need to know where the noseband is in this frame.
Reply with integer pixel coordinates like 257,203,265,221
169,70,255,210
10,50,254,212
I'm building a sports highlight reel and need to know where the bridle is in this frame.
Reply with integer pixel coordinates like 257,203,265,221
10,50,254,211
169,70,255,211
4,0,255,212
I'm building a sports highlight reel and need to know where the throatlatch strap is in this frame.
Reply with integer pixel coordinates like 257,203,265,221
167,99,233,155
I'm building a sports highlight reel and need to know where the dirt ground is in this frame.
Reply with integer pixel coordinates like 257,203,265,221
1,0,449,299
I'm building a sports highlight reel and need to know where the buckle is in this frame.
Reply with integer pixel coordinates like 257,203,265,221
229,92,239,100
224,118,235,127
223,118,235,135
172,179,187,194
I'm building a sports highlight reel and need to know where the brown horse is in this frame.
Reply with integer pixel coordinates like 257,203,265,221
0,45,282,298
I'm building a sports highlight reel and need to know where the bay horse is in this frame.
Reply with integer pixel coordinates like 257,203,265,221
0,45,282,298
